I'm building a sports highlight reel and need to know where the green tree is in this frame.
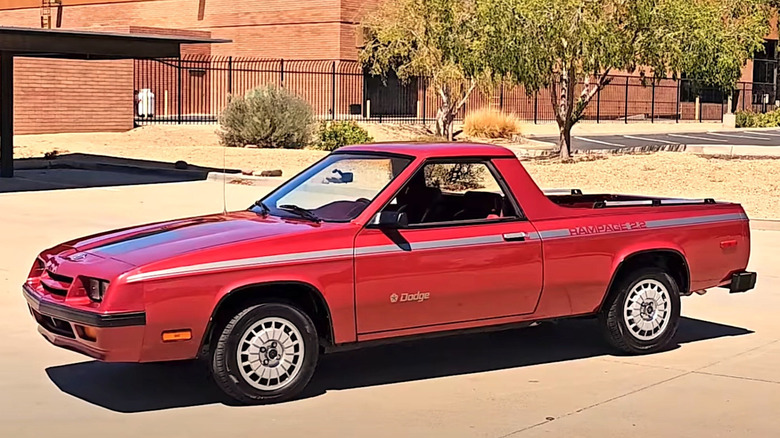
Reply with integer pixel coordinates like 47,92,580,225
478,0,771,159
360,0,485,140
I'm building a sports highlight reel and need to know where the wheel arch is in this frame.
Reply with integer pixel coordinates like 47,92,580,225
199,280,335,356
597,248,690,313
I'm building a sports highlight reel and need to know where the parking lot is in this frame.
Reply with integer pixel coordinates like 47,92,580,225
532,128,780,151
1,179,778,437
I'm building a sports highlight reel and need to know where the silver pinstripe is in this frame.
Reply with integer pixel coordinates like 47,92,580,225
124,212,747,283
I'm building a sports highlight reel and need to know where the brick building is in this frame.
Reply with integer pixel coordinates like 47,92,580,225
0,1,777,133
0,0,379,133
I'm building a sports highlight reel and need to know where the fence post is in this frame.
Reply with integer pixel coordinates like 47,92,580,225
651,79,655,123
697,95,702,122
676,79,681,123
227,56,233,94
177,57,183,125
499,82,504,111
331,61,336,120
422,78,426,124
624,76,629,124
596,86,601,123
533,91,538,124
742,82,746,111
280,58,284,87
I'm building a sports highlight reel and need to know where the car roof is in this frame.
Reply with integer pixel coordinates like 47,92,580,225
336,142,516,159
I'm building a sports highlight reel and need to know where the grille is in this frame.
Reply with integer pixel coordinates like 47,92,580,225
40,269,72,296
46,269,73,284
31,308,75,338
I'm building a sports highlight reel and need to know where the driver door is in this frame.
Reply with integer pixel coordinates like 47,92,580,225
354,159,543,337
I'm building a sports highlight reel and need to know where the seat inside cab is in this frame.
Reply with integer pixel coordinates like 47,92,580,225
386,162,518,224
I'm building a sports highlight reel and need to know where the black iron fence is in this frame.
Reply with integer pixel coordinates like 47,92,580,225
134,55,777,125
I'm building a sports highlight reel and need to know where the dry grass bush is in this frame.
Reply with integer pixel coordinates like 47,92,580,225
463,108,522,139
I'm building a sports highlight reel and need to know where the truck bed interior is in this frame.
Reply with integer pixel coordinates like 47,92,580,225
545,189,716,209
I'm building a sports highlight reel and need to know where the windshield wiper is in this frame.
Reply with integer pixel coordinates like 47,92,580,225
251,200,270,216
278,204,321,222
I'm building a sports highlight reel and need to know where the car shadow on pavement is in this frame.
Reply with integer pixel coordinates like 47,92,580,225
1,153,238,193
45,316,752,413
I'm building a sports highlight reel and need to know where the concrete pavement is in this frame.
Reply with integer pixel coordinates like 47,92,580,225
0,180,778,437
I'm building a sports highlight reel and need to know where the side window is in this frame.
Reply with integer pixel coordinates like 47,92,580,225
384,161,519,225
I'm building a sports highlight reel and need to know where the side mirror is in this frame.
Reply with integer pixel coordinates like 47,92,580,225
325,169,353,184
371,211,408,229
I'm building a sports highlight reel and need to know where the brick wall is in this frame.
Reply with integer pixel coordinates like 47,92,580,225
12,58,133,134
0,1,382,133
0,0,379,60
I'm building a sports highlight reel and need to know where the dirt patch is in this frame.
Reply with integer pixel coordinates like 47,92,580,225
15,125,328,177
524,153,780,219
14,125,780,219
360,123,436,143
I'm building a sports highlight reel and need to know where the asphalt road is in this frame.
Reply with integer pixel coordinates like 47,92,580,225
1,179,778,437
532,128,780,151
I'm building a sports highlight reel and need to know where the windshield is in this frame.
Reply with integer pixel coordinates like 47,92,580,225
254,153,412,222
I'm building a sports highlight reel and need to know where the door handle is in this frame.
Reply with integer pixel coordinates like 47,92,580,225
502,232,527,242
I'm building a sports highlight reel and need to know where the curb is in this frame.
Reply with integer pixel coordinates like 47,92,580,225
18,159,221,178
684,145,780,157
751,219,780,232
597,143,686,154
512,143,686,156
207,172,283,185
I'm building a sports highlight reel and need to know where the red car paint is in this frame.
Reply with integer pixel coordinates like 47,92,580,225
23,143,753,362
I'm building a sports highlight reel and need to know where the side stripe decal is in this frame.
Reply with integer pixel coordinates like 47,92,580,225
646,212,747,229
125,248,353,283
124,212,747,283
355,234,504,256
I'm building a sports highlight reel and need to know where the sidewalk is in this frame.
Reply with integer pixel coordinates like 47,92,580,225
520,120,735,138
683,144,780,157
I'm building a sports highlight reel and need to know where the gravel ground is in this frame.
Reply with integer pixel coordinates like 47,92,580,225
14,125,780,219
523,153,780,219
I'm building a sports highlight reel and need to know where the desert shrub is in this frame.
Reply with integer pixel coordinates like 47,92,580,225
412,133,449,142
218,85,314,148
735,109,780,128
463,108,522,139
315,121,373,151
424,163,486,191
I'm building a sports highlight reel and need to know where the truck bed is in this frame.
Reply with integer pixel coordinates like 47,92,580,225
543,189,716,210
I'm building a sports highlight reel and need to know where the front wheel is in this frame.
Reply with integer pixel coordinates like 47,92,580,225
599,267,681,354
211,303,319,404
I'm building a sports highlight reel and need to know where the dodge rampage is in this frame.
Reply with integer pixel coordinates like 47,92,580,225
23,142,756,404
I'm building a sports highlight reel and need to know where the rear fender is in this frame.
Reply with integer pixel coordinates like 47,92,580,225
598,242,689,312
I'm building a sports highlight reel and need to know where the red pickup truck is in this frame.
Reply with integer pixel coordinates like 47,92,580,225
23,143,756,404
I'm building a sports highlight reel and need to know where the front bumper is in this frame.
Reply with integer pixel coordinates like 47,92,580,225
23,284,146,362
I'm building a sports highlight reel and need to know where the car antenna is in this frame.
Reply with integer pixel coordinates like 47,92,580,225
222,140,227,215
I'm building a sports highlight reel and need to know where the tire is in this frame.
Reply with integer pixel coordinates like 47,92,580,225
211,302,319,404
599,267,681,354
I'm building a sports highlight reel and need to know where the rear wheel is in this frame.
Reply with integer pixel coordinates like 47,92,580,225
210,302,319,404
599,268,681,354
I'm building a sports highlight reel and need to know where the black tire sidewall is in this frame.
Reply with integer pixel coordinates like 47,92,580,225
609,268,681,352
213,303,319,404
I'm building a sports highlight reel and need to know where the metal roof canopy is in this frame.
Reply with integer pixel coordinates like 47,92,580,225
0,26,229,177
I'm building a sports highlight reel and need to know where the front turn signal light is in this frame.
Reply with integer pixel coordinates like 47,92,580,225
162,329,192,342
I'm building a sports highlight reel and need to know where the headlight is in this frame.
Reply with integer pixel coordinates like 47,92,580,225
83,278,109,302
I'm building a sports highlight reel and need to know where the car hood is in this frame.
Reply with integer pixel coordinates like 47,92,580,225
60,212,323,267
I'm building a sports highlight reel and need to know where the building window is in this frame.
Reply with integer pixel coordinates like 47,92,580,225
753,40,777,84
680,76,726,104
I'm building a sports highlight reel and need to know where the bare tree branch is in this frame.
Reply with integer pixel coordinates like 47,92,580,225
454,80,478,112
